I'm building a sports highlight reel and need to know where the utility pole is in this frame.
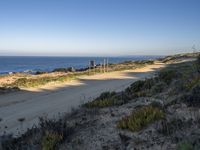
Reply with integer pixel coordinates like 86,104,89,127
100,62,103,73
106,58,109,72
88,60,90,75
103,59,106,73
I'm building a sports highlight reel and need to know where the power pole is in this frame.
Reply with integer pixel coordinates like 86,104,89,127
100,62,103,73
106,58,109,72
88,60,90,75
103,59,106,73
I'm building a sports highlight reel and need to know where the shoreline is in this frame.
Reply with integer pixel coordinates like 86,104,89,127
0,59,155,90
0,55,162,75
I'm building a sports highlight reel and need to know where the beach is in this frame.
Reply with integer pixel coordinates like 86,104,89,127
0,63,164,136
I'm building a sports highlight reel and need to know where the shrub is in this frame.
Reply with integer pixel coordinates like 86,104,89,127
35,71,48,75
151,82,167,94
196,55,200,73
84,92,123,108
97,91,117,100
177,142,193,150
125,79,155,99
52,67,75,73
84,98,116,108
143,78,155,89
182,83,200,107
117,105,165,132
84,91,128,108
197,54,200,65
39,117,74,136
158,69,180,84
157,118,184,135
0,86,20,94
39,117,74,150
150,101,164,109
42,132,63,150
127,79,155,93
128,80,146,93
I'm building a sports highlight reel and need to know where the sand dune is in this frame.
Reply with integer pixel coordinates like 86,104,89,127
0,63,164,136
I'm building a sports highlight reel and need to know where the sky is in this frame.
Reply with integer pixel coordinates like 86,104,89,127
0,0,200,56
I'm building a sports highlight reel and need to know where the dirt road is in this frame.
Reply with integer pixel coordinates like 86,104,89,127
0,64,164,136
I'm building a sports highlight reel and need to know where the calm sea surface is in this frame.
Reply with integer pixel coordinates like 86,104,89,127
0,56,162,74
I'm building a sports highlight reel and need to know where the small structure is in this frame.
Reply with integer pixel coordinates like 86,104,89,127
89,60,96,69
69,67,76,72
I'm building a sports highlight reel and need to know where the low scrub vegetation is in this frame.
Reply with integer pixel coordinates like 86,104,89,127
42,131,63,150
2,60,154,88
197,54,200,65
9,75,76,88
177,142,193,150
117,105,165,132
182,83,200,107
2,54,200,149
84,91,129,108
85,57,200,109
0,86,19,94
196,54,200,73
1,117,74,150
158,69,181,85
52,67,75,73
157,118,187,135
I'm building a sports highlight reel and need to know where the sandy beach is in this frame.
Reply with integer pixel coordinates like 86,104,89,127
0,63,164,136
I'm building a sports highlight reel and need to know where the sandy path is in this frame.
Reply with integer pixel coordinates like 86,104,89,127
0,63,164,136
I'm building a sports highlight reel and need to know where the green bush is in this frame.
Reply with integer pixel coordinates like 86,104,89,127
157,118,184,135
35,71,48,75
85,98,116,108
97,91,116,100
196,55,200,73
42,132,63,150
182,83,200,107
125,79,155,98
158,69,180,84
84,91,128,108
128,80,146,93
52,67,75,73
177,142,193,150
143,78,155,89
151,82,167,94
117,105,165,132
197,54,200,65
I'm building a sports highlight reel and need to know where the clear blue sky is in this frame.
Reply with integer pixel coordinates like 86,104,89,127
0,0,200,56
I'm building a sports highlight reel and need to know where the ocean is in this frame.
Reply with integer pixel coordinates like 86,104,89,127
0,56,162,74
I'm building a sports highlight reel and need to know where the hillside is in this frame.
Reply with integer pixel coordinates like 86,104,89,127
0,53,200,150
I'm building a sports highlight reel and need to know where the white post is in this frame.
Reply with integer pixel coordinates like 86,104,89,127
104,59,106,73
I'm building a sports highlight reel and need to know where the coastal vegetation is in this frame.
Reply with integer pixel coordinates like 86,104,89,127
0,59,154,89
1,53,200,149
85,54,200,109
117,105,165,131
0,86,19,94
10,75,76,88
